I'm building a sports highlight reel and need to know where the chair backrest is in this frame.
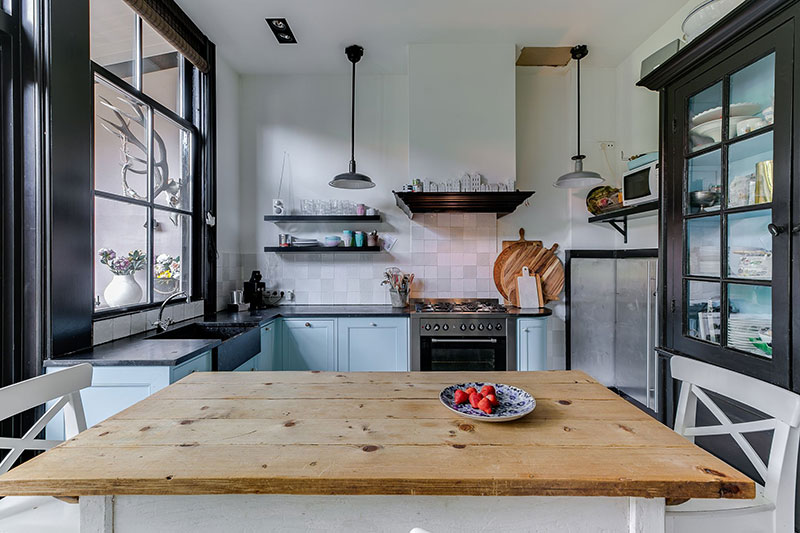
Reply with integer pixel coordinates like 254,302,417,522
0,364,92,475
671,356,800,529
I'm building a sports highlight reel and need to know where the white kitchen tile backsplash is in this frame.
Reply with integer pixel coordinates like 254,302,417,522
92,299,205,346
253,213,502,304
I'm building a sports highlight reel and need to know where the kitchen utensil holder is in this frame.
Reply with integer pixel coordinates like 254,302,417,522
389,288,409,308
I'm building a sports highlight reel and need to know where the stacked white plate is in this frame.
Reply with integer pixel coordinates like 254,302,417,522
728,314,771,353
689,103,762,147
292,239,318,248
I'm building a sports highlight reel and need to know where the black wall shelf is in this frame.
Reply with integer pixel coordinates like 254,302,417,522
587,200,659,243
264,246,381,253
264,215,382,222
393,191,534,219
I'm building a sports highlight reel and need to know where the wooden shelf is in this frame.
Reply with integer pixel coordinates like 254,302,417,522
587,201,659,243
264,215,382,222
393,191,534,219
264,246,381,253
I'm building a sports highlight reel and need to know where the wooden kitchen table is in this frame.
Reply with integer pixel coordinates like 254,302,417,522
0,371,753,532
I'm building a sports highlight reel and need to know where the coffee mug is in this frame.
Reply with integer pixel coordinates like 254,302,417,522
354,231,365,247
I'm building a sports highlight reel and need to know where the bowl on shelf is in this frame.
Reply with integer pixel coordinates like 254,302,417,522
690,190,720,211
324,236,342,247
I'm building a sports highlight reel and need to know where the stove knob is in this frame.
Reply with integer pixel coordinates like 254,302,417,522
442,324,449,331
460,324,467,331
478,324,485,331
469,324,476,331
424,324,431,331
487,324,493,331
433,324,440,331
495,323,503,331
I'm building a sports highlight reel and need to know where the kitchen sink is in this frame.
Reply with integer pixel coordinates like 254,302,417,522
148,322,253,340
147,322,261,371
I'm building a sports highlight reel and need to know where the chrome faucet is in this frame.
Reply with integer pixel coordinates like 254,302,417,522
153,291,188,332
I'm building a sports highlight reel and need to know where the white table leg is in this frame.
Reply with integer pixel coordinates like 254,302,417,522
79,495,113,533
630,497,666,533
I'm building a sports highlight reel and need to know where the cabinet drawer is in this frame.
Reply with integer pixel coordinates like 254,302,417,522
170,351,213,382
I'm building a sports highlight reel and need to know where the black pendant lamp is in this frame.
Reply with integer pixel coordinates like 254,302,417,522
553,45,604,189
330,45,375,189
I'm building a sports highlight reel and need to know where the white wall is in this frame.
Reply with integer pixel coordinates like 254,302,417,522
216,53,243,310
409,44,516,182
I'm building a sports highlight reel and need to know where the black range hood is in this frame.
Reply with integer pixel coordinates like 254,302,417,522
393,191,534,219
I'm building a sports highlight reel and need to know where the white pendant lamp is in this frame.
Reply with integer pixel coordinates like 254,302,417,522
330,45,375,189
554,45,605,189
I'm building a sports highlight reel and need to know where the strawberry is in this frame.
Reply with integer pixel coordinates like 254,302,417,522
485,393,499,407
469,392,482,409
477,397,493,415
454,389,469,405
481,385,496,397
464,387,477,396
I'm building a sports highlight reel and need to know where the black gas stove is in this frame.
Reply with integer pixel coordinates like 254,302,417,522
413,299,508,314
410,299,515,372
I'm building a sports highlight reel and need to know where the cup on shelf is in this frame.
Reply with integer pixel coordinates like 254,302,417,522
356,203,366,216
354,231,365,247
300,199,313,215
342,230,354,247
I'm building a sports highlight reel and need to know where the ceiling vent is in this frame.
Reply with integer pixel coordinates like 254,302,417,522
265,18,297,44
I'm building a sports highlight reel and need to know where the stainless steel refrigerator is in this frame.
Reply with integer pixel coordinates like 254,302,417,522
566,250,659,415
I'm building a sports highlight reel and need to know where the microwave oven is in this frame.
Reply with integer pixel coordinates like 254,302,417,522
622,161,659,206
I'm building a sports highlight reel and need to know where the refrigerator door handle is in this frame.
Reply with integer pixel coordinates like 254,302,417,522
645,261,652,410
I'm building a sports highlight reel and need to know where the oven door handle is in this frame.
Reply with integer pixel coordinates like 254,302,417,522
430,338,498,343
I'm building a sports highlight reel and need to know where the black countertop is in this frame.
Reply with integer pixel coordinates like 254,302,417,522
45,304,550,367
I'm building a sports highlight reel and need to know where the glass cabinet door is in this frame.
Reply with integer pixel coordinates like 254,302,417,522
670,23,792,388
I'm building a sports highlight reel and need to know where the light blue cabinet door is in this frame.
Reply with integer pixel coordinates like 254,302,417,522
257,321,279,370
46,351,211,440
280,319,336,371
517,318,547,371
233,354,258,372
337,317,409,372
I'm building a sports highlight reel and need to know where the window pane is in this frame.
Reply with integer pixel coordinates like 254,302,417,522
153,112,192,211
688,82,722,152
90,0,136,74
728,210,772,280
95,76,150,200
153,211,191,302
686,149,722,214
687,216,720,277
729,53,775,139
728,131,773,208
686,280,720,344
142,22,182,114
727,284,772,358
94,197,149,309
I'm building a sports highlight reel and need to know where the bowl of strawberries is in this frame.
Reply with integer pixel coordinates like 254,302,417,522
439,382,536,422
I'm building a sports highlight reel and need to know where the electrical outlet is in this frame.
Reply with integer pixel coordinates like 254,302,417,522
599,141,616,150
286,290,295,301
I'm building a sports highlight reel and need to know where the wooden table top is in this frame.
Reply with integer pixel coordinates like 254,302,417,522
0,371,754,499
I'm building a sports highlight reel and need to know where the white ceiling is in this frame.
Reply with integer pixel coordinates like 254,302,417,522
175,0,687,74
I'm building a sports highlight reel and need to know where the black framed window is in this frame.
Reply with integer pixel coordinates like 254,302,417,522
90,0,198,315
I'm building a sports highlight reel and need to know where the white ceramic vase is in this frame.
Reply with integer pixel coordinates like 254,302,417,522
104,274,143,307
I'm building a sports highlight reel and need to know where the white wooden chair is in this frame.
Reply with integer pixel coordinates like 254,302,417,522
667,356,800,533
0,363,92,533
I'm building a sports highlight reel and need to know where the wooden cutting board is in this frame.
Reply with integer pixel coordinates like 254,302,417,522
502,242,564,306
493,229,542,299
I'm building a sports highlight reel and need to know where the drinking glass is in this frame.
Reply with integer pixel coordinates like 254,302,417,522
301,199,313,215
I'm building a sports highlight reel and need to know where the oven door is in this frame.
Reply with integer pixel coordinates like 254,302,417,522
419,337,507,371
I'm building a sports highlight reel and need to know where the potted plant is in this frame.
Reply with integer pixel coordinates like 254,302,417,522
98,248,146,307
154,253,181,295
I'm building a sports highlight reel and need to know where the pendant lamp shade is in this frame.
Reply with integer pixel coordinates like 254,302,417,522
554,45,604,189
330,45,375,189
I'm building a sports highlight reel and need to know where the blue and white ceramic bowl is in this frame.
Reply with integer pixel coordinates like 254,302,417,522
439,382,536,422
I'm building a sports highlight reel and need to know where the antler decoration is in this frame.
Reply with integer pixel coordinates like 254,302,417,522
98,95,187,221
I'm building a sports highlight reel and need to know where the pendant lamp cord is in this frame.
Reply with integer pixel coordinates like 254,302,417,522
350,59,356,164
576,55,581,158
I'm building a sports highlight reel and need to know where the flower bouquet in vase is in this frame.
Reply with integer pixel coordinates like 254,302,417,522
154,254,181,295
98,248,146,307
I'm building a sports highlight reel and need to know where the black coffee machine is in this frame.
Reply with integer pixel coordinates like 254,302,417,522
243,270,284,310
